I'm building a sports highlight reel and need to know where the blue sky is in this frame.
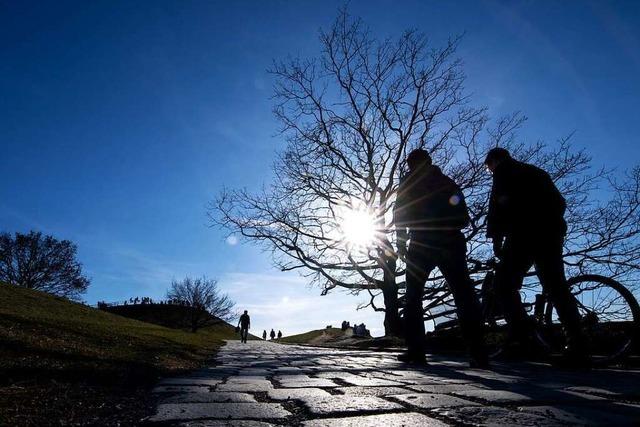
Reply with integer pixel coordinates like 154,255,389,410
2,1,639,336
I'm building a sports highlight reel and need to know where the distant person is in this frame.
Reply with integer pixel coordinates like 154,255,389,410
262,330,267,340
395,149,488,367
277,330,282,340
485,148,588,366
270,329,276,340
237,310,250,343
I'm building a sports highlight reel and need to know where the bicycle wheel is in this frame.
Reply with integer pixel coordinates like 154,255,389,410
542,275,640,366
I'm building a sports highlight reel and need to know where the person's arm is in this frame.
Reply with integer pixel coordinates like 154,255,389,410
486,178,506,257
394,177,410,259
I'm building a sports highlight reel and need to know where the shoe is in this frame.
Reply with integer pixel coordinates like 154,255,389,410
397,352,429,365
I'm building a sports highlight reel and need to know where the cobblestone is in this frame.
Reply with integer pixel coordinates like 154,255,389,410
391,392,480,409
267,387,331,401
302,412,448,426
149,403,290,422
298,395,402,415
147,340,640,425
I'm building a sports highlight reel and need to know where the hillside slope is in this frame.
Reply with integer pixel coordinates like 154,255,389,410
103,303,232,331
0,284,237,425
280,327,406,350
279,327,347,345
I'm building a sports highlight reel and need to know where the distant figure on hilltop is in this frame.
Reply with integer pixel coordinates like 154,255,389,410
277,330,282,340
270,329,276,340
237,310,250,343
262,330,267,340
353,323,371,337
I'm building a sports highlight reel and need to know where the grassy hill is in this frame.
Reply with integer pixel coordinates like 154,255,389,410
0,284,237,425
280,327,406,350
103,302,228,330
279,327,346,344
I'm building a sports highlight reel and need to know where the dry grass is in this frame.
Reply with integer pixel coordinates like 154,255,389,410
0,284,237,425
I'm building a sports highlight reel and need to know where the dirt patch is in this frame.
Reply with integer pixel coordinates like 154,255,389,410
0,380,156,426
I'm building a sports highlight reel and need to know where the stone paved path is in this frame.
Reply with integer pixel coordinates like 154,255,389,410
147,340,640,426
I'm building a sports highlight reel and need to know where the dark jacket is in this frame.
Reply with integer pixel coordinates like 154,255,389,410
394,165,470,238
486,158,566,240
239,313,250,328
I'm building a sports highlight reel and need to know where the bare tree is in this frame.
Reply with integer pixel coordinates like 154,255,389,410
167,276,235,332
211,10,640,336
0,231,90,300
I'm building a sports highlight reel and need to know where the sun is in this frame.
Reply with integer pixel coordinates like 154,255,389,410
339,207,377,247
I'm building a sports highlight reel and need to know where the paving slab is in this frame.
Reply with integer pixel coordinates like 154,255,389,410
299,395,403,415
335,386,413,397
434,405,561,426
275,375,338,388
453,387,608,405
226,376,270,383
216,382,274,392
179,421,276,427
407,383,487,394
522,404,640,426
267,387,332,400
391,392,480,409
339,375,404,387
302,412,448,426
148,403,291,422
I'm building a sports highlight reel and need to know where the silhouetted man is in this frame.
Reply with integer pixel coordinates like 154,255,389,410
395,149,488,367
277,330,282,340
485,148,587,365
262,330,267,340
270,329,276,340
238,310,250,343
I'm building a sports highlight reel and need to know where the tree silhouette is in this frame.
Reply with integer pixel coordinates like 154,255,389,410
0,231,90,300
167,276,235,332
211,10,640,336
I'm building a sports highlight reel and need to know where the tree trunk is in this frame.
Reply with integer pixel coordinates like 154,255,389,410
381,255,403,337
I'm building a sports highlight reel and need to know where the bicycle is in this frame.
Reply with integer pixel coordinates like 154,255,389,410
476,259,640,366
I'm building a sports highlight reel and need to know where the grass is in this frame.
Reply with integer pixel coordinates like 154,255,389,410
279,327,345,344
0,284,237,425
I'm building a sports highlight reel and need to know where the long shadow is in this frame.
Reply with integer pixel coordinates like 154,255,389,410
221,342,640,423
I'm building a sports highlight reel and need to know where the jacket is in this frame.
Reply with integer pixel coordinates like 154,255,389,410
486,158,566,240
394,165,470,238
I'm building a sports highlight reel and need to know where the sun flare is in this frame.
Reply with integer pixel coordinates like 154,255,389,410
339,208,377,247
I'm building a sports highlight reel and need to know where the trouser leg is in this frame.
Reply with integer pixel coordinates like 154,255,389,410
438,235,486,358
404,241,433,356
534,237,584,346
495,237,535,342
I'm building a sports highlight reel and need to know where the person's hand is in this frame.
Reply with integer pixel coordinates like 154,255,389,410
492,238,504,259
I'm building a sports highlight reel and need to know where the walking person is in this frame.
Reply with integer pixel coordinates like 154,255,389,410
237,310,250,343
262,330,267,340
395,149,488,367
277,330,282,340
270,329,276,340
485,148,589,367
